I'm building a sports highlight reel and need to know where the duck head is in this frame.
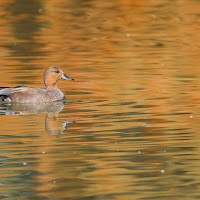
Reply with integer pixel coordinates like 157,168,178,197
44,66,74,89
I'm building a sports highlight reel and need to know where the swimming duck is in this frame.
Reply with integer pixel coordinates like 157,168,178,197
0,66,74,103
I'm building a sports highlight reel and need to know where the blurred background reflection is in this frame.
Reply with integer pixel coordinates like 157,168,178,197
0,0,199,199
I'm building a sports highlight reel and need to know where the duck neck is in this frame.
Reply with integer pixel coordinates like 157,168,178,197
44,78,58,89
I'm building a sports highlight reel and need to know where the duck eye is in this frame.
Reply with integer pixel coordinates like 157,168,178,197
55,70,59,73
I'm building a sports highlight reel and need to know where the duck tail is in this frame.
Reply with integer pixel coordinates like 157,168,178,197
0,87,9,90
0,87,11,101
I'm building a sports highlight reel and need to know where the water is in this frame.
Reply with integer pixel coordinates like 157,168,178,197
0,0,200,199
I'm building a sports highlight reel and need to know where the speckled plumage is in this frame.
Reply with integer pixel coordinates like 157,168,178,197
0,66,74,103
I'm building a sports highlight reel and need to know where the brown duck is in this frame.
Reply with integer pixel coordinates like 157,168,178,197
0,66,74,103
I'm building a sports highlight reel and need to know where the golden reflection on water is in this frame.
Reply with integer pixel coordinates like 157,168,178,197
0,0,200,199
0,101,74,135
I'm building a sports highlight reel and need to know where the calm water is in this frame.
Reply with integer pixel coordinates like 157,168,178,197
0,0,200,199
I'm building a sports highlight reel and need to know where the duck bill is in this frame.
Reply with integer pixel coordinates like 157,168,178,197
61,74,74,81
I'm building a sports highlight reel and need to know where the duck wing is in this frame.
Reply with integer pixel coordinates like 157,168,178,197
0,86,27,100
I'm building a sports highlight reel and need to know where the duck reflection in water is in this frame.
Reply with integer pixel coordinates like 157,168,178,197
0,100,74,135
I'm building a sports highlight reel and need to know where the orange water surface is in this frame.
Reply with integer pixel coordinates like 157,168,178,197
0,0,200,199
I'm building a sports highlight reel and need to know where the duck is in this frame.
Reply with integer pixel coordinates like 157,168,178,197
0,66,74,103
